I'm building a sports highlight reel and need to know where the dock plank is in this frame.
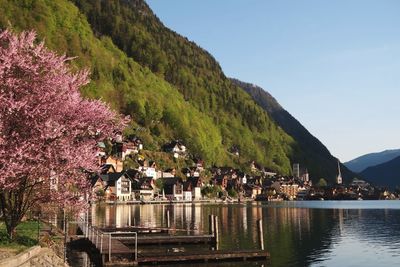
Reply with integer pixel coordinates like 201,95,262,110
95,235,132,255
120,234,214,245
137,250,269,264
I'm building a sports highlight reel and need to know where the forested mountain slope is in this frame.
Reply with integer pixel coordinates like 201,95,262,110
70,0,298,173
0,0,295,174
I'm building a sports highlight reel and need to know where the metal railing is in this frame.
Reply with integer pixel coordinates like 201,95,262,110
77,216,138,263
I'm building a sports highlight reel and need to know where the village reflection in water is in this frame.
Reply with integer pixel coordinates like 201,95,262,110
80,202,400,267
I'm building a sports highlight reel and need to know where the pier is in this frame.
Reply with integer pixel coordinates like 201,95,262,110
77,215,269,265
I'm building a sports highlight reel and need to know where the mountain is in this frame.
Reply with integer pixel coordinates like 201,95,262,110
360,155,400,189
231,78,355,182
344,149,400,173
0,0,354,182
0,0,297,174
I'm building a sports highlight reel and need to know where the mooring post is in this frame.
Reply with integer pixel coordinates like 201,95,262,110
108,233,112,262
209,214,214,235
257,219,264,250
166,210,170,228
213,215,219,247
134,232,138,262
100,233,103,253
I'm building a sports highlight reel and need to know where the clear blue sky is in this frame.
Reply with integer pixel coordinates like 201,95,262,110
146,0,400,162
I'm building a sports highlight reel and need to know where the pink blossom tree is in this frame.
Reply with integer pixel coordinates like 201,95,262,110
0,29,126,239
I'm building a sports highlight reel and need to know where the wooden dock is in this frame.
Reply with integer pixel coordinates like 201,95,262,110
102,250,269,266
77,214,269,265
96,234,133,255
120,234,214,245
100,226,169,234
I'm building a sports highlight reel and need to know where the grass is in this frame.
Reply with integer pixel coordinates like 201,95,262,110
0,220,39,252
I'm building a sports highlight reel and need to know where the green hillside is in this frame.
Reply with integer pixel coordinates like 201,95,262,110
0,0,295,174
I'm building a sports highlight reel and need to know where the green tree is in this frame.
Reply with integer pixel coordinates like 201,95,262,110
317,178,328,187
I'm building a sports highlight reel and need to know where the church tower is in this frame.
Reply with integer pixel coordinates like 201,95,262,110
336,160,343,184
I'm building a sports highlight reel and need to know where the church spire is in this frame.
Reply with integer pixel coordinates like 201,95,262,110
336,160,342,184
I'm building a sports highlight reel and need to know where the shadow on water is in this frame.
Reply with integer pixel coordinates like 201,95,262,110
67,238,103,267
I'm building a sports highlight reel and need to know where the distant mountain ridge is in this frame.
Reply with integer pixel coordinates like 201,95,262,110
231,78,355,182
345,149,400,173
360,155,400,189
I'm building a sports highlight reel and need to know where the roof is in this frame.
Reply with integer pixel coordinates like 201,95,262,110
100,164,116,174
160,177,183,195
99,172,133,186
184,177,202,191
159,177,183,186
132,177,154,190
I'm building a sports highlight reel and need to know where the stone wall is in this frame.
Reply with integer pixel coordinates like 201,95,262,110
0,246,68,267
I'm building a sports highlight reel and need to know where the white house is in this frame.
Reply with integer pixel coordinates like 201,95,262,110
99,172,133,201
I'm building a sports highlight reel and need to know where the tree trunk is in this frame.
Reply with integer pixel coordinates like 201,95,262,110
5,219,18,240
0,191,26,241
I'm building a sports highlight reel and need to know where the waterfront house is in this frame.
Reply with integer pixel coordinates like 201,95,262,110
100,172,133,201
184,177,203,200
243,184,262,198
131,177,154,201
280,182,299,200
160,177,184,200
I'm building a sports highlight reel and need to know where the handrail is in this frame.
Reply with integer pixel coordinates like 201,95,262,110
77,215,139,263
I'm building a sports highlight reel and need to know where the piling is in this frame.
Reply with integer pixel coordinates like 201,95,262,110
208,214,214,235
213,215,219,246
166,210,170,228
257,219,264,250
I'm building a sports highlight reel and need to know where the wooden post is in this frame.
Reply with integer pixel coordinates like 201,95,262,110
257,219,264,250
208,214,214,235
108,233,112,262
213,215,219,247
166,210,170,228
100,233,103,253
134,232,138,262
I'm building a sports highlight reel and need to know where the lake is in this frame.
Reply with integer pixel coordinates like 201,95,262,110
68,200,400,267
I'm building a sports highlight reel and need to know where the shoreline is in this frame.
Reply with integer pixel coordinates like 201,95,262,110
101,198,255,205
98,198,399,205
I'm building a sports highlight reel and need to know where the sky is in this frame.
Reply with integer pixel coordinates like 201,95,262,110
146,0,400,162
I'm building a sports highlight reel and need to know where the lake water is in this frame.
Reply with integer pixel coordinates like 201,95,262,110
68,200,400,267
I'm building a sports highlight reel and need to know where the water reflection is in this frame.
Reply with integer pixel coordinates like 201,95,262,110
73,201,400,267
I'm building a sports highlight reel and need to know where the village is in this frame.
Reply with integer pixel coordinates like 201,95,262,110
91,134,398,204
